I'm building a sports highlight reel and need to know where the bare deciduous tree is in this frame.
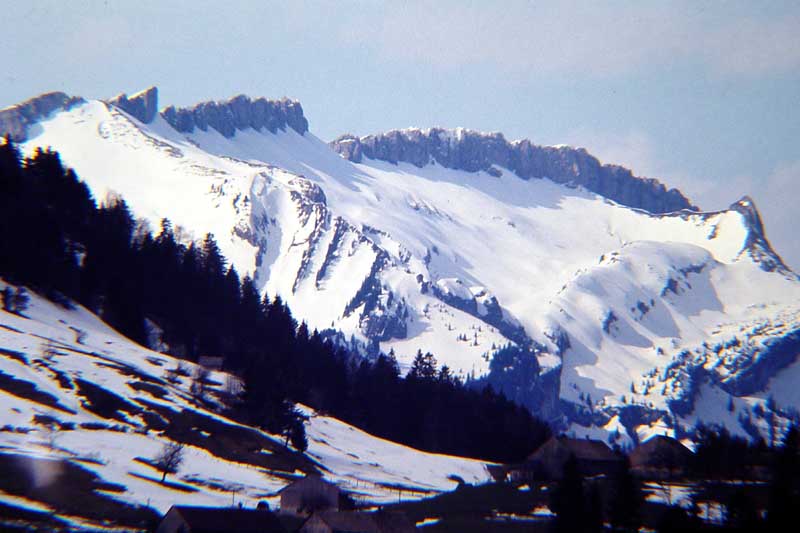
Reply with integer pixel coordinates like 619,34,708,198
41,340,59,362
154,441,185,483
190,366,211,403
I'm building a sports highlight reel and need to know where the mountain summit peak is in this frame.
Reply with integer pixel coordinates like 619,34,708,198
728,195,793,275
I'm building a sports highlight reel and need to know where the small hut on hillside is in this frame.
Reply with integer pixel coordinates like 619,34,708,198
510,436,624,481
279,474,340,517
629,435,693,480
198,355,225,370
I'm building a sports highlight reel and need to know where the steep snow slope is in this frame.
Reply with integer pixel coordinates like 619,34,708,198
12,90,800,445
0,280,491,527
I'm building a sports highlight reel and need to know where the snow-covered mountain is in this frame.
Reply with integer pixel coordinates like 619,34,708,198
2,87,799,447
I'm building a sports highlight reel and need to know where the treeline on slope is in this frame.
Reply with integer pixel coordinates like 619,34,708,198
0,139,550,463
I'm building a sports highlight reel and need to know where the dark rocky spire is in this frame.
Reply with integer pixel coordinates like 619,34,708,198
108,86,159,123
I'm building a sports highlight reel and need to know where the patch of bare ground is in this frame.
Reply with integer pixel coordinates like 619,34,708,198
74,378,142,423
0,501,70,532
127,471,198,493
127,379,169,399
0,348,27,365
0,370,75,414
0,452,159,530
135,399,317,475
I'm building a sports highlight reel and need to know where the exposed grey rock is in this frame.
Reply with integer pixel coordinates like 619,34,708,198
430,281,531,347
161,95,308,138
108,86,159,123
343,251,409,342
0,92,85,142
720,328,800,396
331,128,695,214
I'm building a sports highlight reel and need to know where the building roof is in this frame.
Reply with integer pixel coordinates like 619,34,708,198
313,511,380,533
371,510,416,533
198,356,225,368
630,435,693,468
278,473,338,494
169,506,286,533
528,436,621,463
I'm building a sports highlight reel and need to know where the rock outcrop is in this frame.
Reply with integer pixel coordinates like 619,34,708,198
0,92,85,142
728,196,793,275
161,95,308,138
331,128,695,214
108,86,159,123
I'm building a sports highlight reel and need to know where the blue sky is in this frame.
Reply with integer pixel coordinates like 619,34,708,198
3,1,799,268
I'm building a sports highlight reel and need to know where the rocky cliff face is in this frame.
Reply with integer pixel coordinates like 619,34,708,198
161,94,308,138
728,196,793,274
331,128,695,214
107,86,159,124
0,92,85,141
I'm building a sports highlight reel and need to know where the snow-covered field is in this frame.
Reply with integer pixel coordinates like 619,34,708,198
0,282,490,526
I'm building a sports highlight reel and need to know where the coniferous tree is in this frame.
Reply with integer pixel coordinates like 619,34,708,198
408,350,437,381
551,456,585,533
767,424,799,531
608,456,642,532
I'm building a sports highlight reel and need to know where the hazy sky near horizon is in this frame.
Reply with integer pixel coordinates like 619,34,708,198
3,1,799,268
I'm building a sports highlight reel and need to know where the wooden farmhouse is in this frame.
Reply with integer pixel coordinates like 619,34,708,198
510,435,624,481
279,474,340,517
629,435,694,480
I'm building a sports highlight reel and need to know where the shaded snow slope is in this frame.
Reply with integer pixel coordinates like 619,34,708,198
0,281,490,526
13,91,800,445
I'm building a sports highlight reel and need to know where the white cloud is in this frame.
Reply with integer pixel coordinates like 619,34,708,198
344,2,800,78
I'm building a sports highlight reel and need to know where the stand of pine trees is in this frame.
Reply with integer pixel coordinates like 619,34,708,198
0,139,549,462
